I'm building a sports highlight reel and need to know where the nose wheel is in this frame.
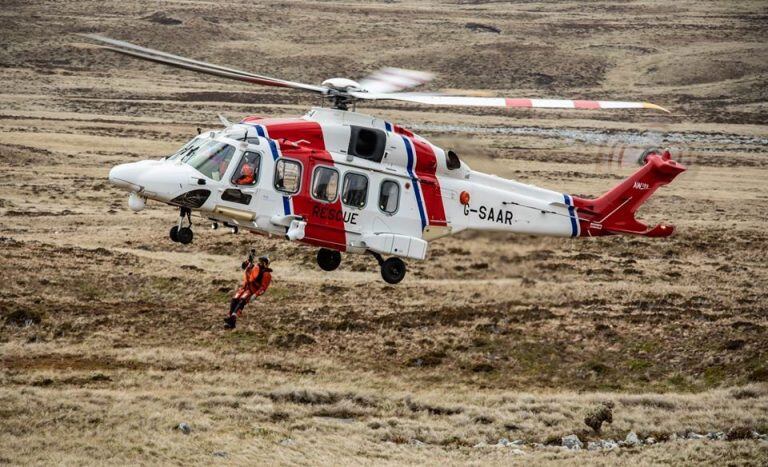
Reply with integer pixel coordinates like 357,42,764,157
317,248,342,271
170,208,194,244
369,251,407,284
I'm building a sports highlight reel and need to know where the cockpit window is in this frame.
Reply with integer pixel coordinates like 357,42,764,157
184,141,236,181
168,136,203,161
231,151,261,186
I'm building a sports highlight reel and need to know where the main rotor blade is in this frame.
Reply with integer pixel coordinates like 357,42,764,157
358,67,434,94
81,34,328,94
349,92,670,113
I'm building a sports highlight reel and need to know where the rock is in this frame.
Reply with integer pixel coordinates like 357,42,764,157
561,434,583,450
758,434,768,442
212,451,227,458
645,437,656,444
177,422,191,434
602,440,619,450
473,441,488,448
510,448,526,455
706,431,725,440
625,431,641,446
687,432,706,440
279,438,295,446
588,439,619,451
669,433,678,441
510,439,525,446
497,438,510,446
409,439,425,446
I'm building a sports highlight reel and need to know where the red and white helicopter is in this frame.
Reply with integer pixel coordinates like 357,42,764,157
86,35,686,284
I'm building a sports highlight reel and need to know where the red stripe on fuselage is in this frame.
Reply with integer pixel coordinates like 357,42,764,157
270,122,347,252
408,136,447,227
244,117,327,151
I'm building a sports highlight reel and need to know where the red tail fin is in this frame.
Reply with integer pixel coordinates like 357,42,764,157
573,151,686,237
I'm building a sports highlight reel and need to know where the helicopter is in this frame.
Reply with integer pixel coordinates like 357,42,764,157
84,34,685,284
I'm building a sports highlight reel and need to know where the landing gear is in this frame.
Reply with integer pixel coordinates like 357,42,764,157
369,251,407,284
170,207,194,244
317,248,342,271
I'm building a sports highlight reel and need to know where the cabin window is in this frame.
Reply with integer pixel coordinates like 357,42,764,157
378,180,400,214
231,151,261,186
274,159,301,194
446,150,461,170
342,172,368,208
348,126,386,162
311,166,339,202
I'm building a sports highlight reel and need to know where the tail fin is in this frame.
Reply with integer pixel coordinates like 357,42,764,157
573,151,686,237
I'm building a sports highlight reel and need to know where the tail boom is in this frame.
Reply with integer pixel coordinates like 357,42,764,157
571,151,685,238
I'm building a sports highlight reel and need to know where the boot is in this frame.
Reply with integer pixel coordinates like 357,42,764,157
224,313,237,329
229,298,240,315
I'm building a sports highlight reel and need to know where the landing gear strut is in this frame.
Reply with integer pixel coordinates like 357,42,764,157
369,251,407,284
170,207,194,244
317,248,342,271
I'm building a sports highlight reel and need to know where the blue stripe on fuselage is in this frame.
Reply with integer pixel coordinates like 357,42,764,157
263,134,290,216
402,136,427,231
563,194,577,237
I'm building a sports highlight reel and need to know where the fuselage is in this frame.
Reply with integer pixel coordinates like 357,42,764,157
108,107,586,260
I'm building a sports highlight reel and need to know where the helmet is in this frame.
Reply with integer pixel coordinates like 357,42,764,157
241,164,254,176
258,255,270,265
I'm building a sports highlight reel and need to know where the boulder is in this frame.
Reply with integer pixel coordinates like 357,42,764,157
625,431,641,446
561,434,583,450
177,422,191,435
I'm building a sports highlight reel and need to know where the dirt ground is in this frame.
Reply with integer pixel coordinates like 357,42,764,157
1,0,767,464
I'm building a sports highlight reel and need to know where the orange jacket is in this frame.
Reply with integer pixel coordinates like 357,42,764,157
243,264,272,297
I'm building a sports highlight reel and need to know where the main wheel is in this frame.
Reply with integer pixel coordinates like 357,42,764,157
381,257,406,284
317,248,342,271
169,226,180,242
177,227,193,245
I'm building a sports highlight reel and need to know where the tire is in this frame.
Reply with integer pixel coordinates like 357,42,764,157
381,257,406,284
169,226,179,242
177,227,193,245
317,248,342,271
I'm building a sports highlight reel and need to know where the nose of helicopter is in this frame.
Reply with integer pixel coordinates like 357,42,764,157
108,160,198,203
108,162,144,191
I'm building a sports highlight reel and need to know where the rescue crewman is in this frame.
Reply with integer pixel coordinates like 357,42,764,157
235,163,255,185
225,252,272,329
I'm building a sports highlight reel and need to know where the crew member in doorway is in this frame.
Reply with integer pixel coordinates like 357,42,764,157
225,251,272,329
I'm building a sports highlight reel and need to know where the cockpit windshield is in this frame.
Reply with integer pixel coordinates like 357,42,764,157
167,136,204,162
181,140,236,181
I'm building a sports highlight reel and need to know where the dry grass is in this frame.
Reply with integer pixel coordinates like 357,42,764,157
1,0,767,464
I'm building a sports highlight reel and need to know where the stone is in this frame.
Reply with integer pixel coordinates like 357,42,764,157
602,440,619,450
212,451,227,458
177,422,191,434
279,438,295,446
510,439,525,446
587,441,601,451
625,431,641,446
561,434,583,450
410,439,425,446
645,437,656,444
706,431,725,440
687,432,706,440
473,441,489,448
510,448,526,455
497,438,510,446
